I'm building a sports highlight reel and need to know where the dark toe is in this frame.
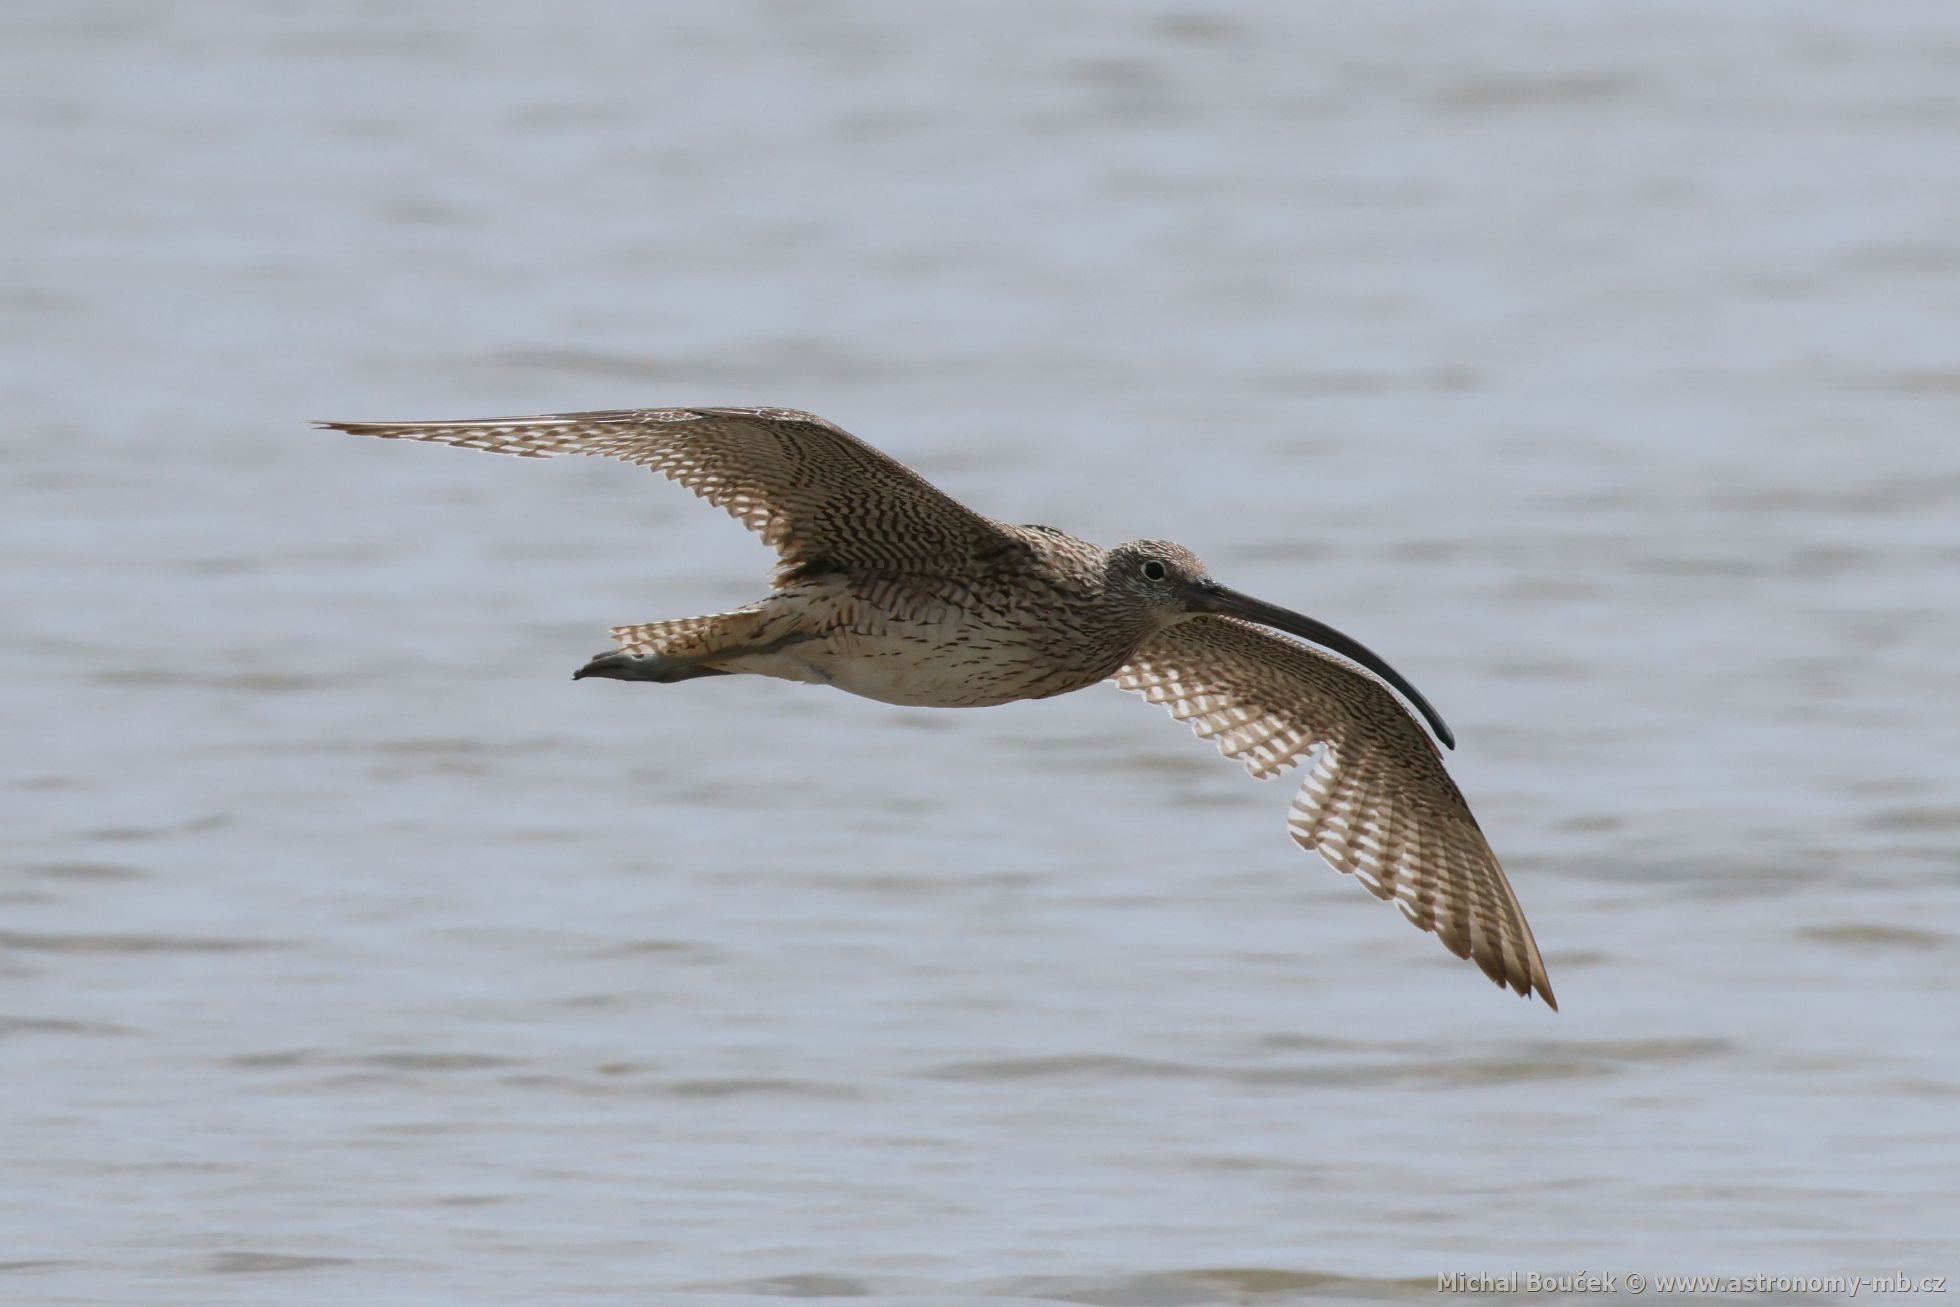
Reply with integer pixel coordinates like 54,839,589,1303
572,650,639,681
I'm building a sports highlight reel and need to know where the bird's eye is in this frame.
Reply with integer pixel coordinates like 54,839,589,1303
1141,560,1167,581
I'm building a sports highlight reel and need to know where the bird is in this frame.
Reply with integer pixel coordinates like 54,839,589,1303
316,405,1555,1008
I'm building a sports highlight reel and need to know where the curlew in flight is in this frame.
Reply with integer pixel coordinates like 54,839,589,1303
317,406,1554,1008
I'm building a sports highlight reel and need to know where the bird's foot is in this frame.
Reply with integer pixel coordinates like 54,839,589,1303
572,650,730,683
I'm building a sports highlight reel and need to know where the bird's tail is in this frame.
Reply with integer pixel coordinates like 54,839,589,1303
610,606,767,657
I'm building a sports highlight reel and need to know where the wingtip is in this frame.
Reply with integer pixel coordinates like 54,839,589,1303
1484,955,1557,1011
1513,971,1558,1012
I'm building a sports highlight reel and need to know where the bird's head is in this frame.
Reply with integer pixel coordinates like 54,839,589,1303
1107,538,1456,750
1105,539,1214,615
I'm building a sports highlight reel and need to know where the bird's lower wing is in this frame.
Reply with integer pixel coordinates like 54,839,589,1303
315,406,1015,577
1114,615,1555,1008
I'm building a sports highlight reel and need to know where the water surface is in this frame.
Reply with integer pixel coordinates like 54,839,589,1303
4,2,1957,1303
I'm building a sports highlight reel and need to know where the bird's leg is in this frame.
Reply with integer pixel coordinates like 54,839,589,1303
572,650,731,683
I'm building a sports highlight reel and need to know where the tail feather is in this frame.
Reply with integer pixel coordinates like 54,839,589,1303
610,606,765,657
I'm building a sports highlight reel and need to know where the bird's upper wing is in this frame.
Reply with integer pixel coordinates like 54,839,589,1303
316,407,1015,577
1113,615,1555,1008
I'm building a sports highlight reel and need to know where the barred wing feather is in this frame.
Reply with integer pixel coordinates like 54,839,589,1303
317,406,1013,578
1115,615,1555,1008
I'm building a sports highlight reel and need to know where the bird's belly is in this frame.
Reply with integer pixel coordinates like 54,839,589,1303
705,574,1132,708
725,628,1106,709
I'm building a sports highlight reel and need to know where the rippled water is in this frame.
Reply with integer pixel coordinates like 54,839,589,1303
5,2,1958,1302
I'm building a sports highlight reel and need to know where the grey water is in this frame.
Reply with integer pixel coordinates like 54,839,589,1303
4,2,1958,1303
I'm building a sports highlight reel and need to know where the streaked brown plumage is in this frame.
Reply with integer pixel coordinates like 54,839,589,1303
317,406,1555,1008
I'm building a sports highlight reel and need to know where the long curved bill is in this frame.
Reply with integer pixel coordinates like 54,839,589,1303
1192,584,1456,750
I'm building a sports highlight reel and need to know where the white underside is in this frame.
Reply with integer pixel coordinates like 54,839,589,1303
708,627,1083,708
708,644,997,707
682,576,1120,709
